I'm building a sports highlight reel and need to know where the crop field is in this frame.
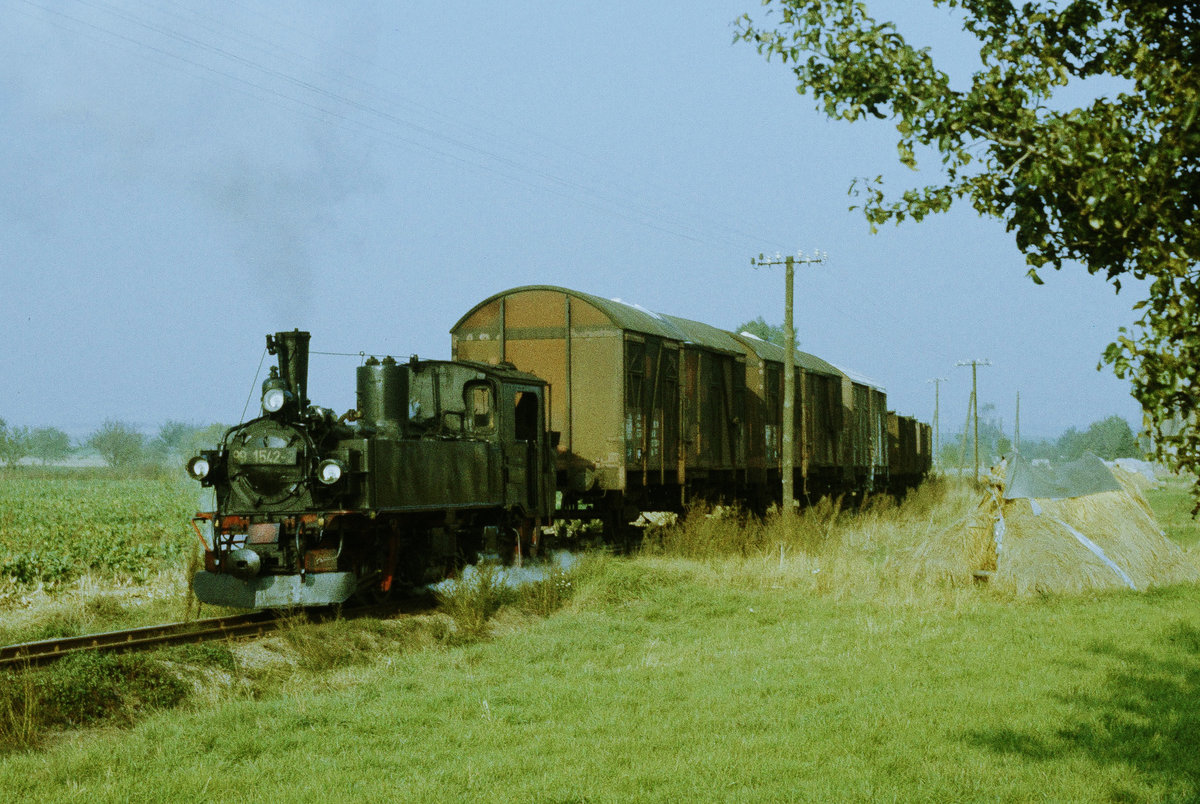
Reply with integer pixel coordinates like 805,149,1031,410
0,469,196,587
0,469,200,635
0,470,1198,801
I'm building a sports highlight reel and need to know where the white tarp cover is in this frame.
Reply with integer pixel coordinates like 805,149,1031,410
1003,452,1123,500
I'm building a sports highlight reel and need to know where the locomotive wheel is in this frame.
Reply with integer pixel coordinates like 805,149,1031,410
352,531,401,604
351,561,391,604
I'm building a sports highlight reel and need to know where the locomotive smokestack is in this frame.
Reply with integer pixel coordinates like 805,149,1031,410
267,330,311,409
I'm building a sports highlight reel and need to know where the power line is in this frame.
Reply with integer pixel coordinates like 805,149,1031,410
15,0,796,256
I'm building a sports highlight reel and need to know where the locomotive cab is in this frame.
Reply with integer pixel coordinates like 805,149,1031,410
188,331,553,609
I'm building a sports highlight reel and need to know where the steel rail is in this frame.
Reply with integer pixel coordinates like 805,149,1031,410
0,611,281,669
0,590,435,670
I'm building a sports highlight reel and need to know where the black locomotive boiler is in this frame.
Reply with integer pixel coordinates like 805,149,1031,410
187,330,554,608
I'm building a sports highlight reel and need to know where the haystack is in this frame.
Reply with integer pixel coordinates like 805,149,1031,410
916,454,1199,595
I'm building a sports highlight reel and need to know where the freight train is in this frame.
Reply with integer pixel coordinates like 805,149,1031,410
187,286,931,608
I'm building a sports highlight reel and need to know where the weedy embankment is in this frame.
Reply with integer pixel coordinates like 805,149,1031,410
645,478,988,606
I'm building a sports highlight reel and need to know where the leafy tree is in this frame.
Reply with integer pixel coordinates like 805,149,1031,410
1056,414,1140,460
734,316,790,347
28,427,71,465
737,2,1200,498
183,423,229,454
941,413,1139,466
0,419,31,467
148,421,229,465
87,420,146,468
1056,426,1088,461
149,420,195,464
996,434,1013,457
1012,435,1056,461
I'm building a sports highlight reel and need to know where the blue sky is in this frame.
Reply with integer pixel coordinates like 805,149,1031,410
2,1,1144,441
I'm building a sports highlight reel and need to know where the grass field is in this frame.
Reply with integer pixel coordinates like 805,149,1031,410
0,469,1197,801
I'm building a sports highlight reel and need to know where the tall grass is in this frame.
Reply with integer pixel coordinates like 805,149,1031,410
435,558,582,641
646,478,982,604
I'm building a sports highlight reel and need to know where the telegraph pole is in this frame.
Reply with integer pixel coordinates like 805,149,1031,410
1015,391,1021,454
752,249,827,515
956,359,991,481
927,377,947,472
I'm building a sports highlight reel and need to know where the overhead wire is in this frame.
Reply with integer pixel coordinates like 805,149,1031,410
170,0,795,255
153,0,792,254
14,0,799,256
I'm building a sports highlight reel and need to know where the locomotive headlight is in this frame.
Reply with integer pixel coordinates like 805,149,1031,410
262,387,289,413
317,459,345,485
186,455,211,480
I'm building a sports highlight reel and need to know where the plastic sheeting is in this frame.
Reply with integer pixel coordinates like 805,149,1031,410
1003,452,1123,500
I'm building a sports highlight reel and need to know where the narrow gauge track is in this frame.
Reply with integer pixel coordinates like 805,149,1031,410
0,611,282,668
0,594,437,669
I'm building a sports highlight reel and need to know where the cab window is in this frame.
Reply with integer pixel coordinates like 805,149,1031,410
465,382,493,432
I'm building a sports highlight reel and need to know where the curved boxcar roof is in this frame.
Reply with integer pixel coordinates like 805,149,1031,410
827,361,886,392
453,285,879,385
730,332,845,380
658,313,748,356
454,285,743,354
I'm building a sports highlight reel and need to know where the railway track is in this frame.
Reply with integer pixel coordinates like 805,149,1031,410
0,611,282,669
0,595,436,670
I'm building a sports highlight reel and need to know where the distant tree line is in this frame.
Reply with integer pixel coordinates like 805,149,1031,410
1,407,1143,472
939,412,1141,468
0,418,227,469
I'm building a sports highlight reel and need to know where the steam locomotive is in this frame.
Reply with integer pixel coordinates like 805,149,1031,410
188,330,554,608
188,286,931,609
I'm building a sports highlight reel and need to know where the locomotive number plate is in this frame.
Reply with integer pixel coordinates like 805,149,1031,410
232,447,298,465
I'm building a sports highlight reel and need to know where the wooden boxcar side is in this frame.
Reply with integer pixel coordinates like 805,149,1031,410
887,412,930,494
453,285,927,519
451,286,748,511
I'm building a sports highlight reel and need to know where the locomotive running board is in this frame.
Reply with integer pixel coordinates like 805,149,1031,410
193,571,357,609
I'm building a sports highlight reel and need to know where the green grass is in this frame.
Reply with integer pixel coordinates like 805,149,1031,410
435,559,579,641
0,651,191,752
0,557,1196,802
0,472,1196,800
1147,475,1200,548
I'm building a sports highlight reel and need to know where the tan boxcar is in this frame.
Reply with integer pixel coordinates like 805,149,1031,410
451,286,746,514
831,364,891,493
887,413,932,493
729,332,870,499
453,285,924,517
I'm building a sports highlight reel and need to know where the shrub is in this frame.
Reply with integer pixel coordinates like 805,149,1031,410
279,617,395,672
436,563,517,641
36,653,187,727
516,562,577,617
